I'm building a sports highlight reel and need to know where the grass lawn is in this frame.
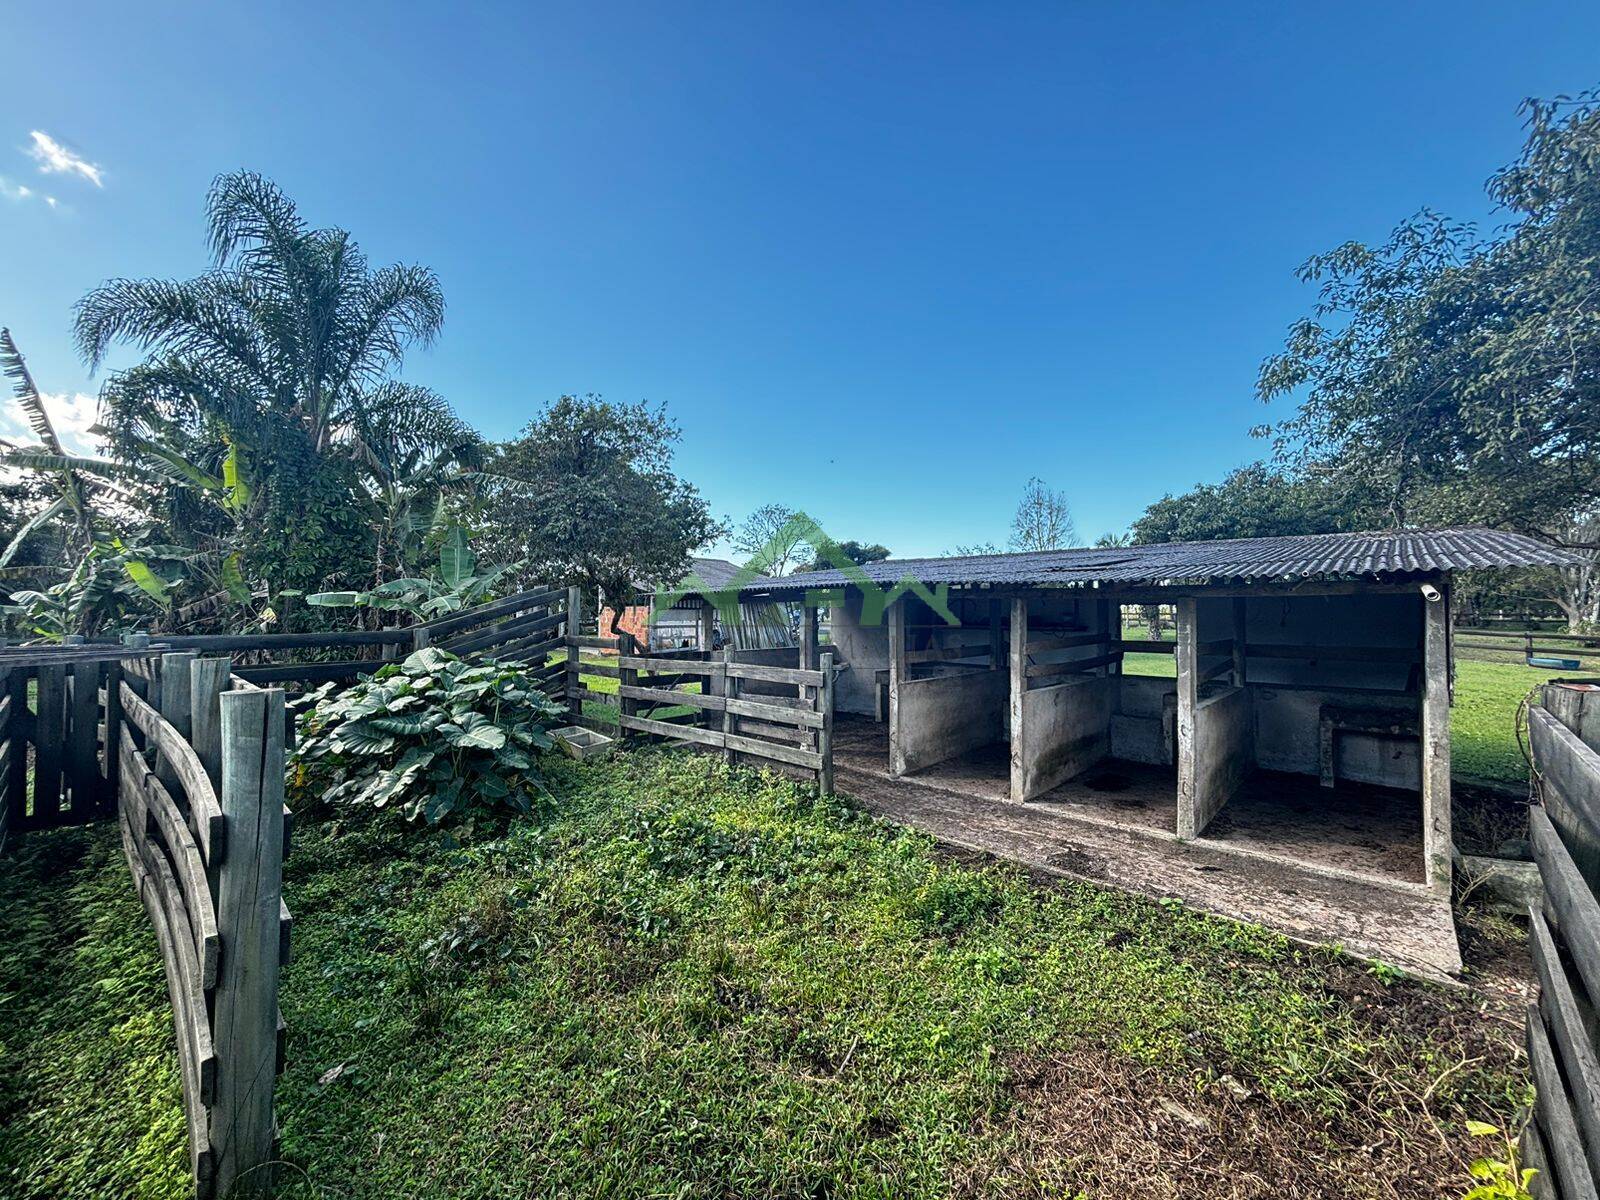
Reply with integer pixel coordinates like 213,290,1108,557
1121,648,1567,788
0,748,1526,1199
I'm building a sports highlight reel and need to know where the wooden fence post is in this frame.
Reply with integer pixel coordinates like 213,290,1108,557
566,586,582,725
68,659,99,815
211,686,287,1199
190,657,232,792
721,646,736,764
617,630,638,742
156,652,196,797
102,660,123,815
34,662,65,822
819,650,835,796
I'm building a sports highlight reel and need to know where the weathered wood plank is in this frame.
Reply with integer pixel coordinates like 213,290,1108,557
1421,587,1452,890
904,642,995,664
211,687,287,1198
819,651,835,796
1527,1001,1600,1200
1533,704,1600,890
234,658,389,685
1026,651,1123,680
440,607,565,655
1244,642,1422,664
68,663,100,814
1027,631,1107,653
121,683,225,867
617,654,725,676
725,662,823,687
189,656,232,793
1531,804,1600,1011
420,586,563,639
1529,907,1600,1181
34,663,65,820
142,771,221,990
5,670,25,831
116,802,217,1192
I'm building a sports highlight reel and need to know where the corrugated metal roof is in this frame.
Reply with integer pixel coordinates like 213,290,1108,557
736,526,1585,595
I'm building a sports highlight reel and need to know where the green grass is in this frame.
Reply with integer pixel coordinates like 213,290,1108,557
0,750,1524,1198
1121,648,1568,788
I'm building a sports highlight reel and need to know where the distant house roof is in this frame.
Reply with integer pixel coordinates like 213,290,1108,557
736,526,1583,595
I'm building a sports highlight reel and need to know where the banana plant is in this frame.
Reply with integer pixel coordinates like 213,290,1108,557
0,328,259,634
307,522,522,620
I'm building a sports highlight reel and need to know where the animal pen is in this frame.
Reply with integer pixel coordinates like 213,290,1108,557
0,586,574,1198
725,527,1581,977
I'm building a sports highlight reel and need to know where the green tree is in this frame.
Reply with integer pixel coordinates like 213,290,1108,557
1257,87,1600,541
732,503,811,576
487,396,721,629
1130,463,1384,545
73,171,450,610
798,539,891,572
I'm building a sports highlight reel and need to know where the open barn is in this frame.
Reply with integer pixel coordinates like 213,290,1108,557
724,527,1579,976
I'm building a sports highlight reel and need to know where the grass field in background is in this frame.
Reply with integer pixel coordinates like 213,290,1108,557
1121,645,1567,787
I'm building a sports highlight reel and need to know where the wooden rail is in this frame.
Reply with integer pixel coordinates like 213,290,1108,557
563,588,834,791
1524,685,1600,1198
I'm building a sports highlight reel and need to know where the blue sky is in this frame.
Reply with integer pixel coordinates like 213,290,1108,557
4,2,1598,559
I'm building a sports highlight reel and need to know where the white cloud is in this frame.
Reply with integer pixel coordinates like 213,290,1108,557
27,130,103,188
0,175,32,201
0,392,103,458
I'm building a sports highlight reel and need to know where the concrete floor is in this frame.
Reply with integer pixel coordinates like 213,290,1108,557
831,715,1459,978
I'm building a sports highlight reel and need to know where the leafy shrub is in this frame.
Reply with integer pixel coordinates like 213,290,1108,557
294,646,564,823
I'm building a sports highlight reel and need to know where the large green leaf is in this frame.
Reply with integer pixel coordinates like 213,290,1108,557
121,558,172,606
306,590,362,607
442,713,506,750
221,441,252,513
220,553,251,603
438,523,475,590
0,495,68,569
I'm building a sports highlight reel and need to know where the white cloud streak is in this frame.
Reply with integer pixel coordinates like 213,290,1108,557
27,130,103,188
0,392,103,458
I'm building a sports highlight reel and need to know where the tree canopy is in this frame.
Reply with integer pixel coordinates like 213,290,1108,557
487,396,721,626
1257,88,1600,541
1130,463,1385,545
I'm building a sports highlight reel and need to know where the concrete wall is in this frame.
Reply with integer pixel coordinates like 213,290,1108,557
825,594,888,716
1184,684,1254,836
1252,686,1418,788
1013,675,1114,800
894,668,1008,775
1109,675,1175,766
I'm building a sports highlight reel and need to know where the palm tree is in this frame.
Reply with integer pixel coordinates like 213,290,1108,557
75,171,445,455
73,172,460,608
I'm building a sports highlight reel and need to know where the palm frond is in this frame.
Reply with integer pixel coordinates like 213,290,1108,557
0,328,64,453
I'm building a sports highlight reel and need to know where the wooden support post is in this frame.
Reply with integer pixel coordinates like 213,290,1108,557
211,686,287,1200
989,599,1003,670
190,656,233,793
721,646,736,763
102,661,123,813
156,652,196,796
1421,580,1452,891
7,669,27,828
34,663,64,821
617,630,638,743
698,599,716,654
1095,596,1116,675
565,586,583,725
1008,596,1027,802
888,599,907,776
411,623,431,651
819,650,835,795
68,660,99,814
1175,597,1200,839
1231,597,1247,687
799,604,819,749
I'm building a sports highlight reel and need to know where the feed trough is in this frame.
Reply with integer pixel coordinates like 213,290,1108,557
549,725,616,762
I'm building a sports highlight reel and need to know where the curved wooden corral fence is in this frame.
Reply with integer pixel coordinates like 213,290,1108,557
0,643,289,1198
1525,682,1600,1200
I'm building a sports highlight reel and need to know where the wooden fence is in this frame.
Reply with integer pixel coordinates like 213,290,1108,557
563,589,835,792
1459,626,1600,667
1524,682,1600,1199
0,643,290,1198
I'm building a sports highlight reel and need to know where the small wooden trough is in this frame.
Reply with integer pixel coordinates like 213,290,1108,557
550,725,616,762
